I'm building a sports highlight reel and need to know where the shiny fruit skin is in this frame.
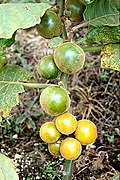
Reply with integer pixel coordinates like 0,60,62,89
55,113,77,135
40,122,61,143
54,42,85,74
48,140,61,156
60,137,82,160
40,86,70,116
37,55,59,80
36,10,63,39
74,119,97,145
66,0,85,22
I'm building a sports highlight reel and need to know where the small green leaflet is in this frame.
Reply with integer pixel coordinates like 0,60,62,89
84,0,119,27
0,65,33,117
0,153,19,180
101,44,120,71
0,3,51,39
48,37,64,48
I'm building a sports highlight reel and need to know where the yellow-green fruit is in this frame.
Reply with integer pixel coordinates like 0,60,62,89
36,10,63,39
40,122,61,143
48,141,61,156
40,86,70,116
60,137,82,160
54,42,85,74
66,0,85,22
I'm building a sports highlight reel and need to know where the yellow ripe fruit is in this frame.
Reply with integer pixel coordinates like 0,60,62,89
74,119,97,145
60,137,82,160
39,122,61,143
55,113,77,135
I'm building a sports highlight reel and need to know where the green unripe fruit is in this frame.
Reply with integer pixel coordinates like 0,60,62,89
54,42,85,74
66,0,85,22
37,55,59,80
40,86,70,116
48,140,61,156
36,10,63,39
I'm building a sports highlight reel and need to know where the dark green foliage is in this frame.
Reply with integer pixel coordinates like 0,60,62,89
86,26,120,44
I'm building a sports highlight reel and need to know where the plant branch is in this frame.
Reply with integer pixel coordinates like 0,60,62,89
81,45,102,52
0,81,55,89
58,0,65,16
68,22,88,41
63,160,74,180
59,1,74,179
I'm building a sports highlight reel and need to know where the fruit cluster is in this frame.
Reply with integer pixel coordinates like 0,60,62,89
36,2,97,161
37,30,97,161
40,112,97,160
37,42,85,78
39,85,97,160
36,1,85,39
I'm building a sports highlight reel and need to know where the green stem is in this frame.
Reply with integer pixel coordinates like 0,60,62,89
63,160,74,180
60,73,68,89
81,45,102,52
61,23,68,41
58,0,65,16
0,81,55,89
58,1,74,180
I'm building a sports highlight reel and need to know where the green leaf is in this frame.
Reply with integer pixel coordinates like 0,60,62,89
84,0,119,27
86,26,120,44
16,115,26,124
0,65,33,117
0,33,16,69
101,44,120,71
48,37,64,48
0,153,19,180
27,118,36,130
110,171,120,180
0,3,51,39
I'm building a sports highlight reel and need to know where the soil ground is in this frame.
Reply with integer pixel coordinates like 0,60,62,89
0,27,120,180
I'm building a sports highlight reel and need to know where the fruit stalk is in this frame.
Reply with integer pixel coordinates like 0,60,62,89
0,81,55,89
58,1,74,179
63,160,74,180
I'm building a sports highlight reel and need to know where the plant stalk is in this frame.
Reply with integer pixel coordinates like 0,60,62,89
58,1,74,180
63,160,74,180
81,45,102,52
0,81,55,89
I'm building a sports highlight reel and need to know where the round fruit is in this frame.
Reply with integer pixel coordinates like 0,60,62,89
48,140,61,156
36,10,63,39
66,0,85,22
54,42,85,74
40,86,70,116
40,122,61,143
74,119,97,145
37,55,59,80
60,137,82,160
55,113,77,135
